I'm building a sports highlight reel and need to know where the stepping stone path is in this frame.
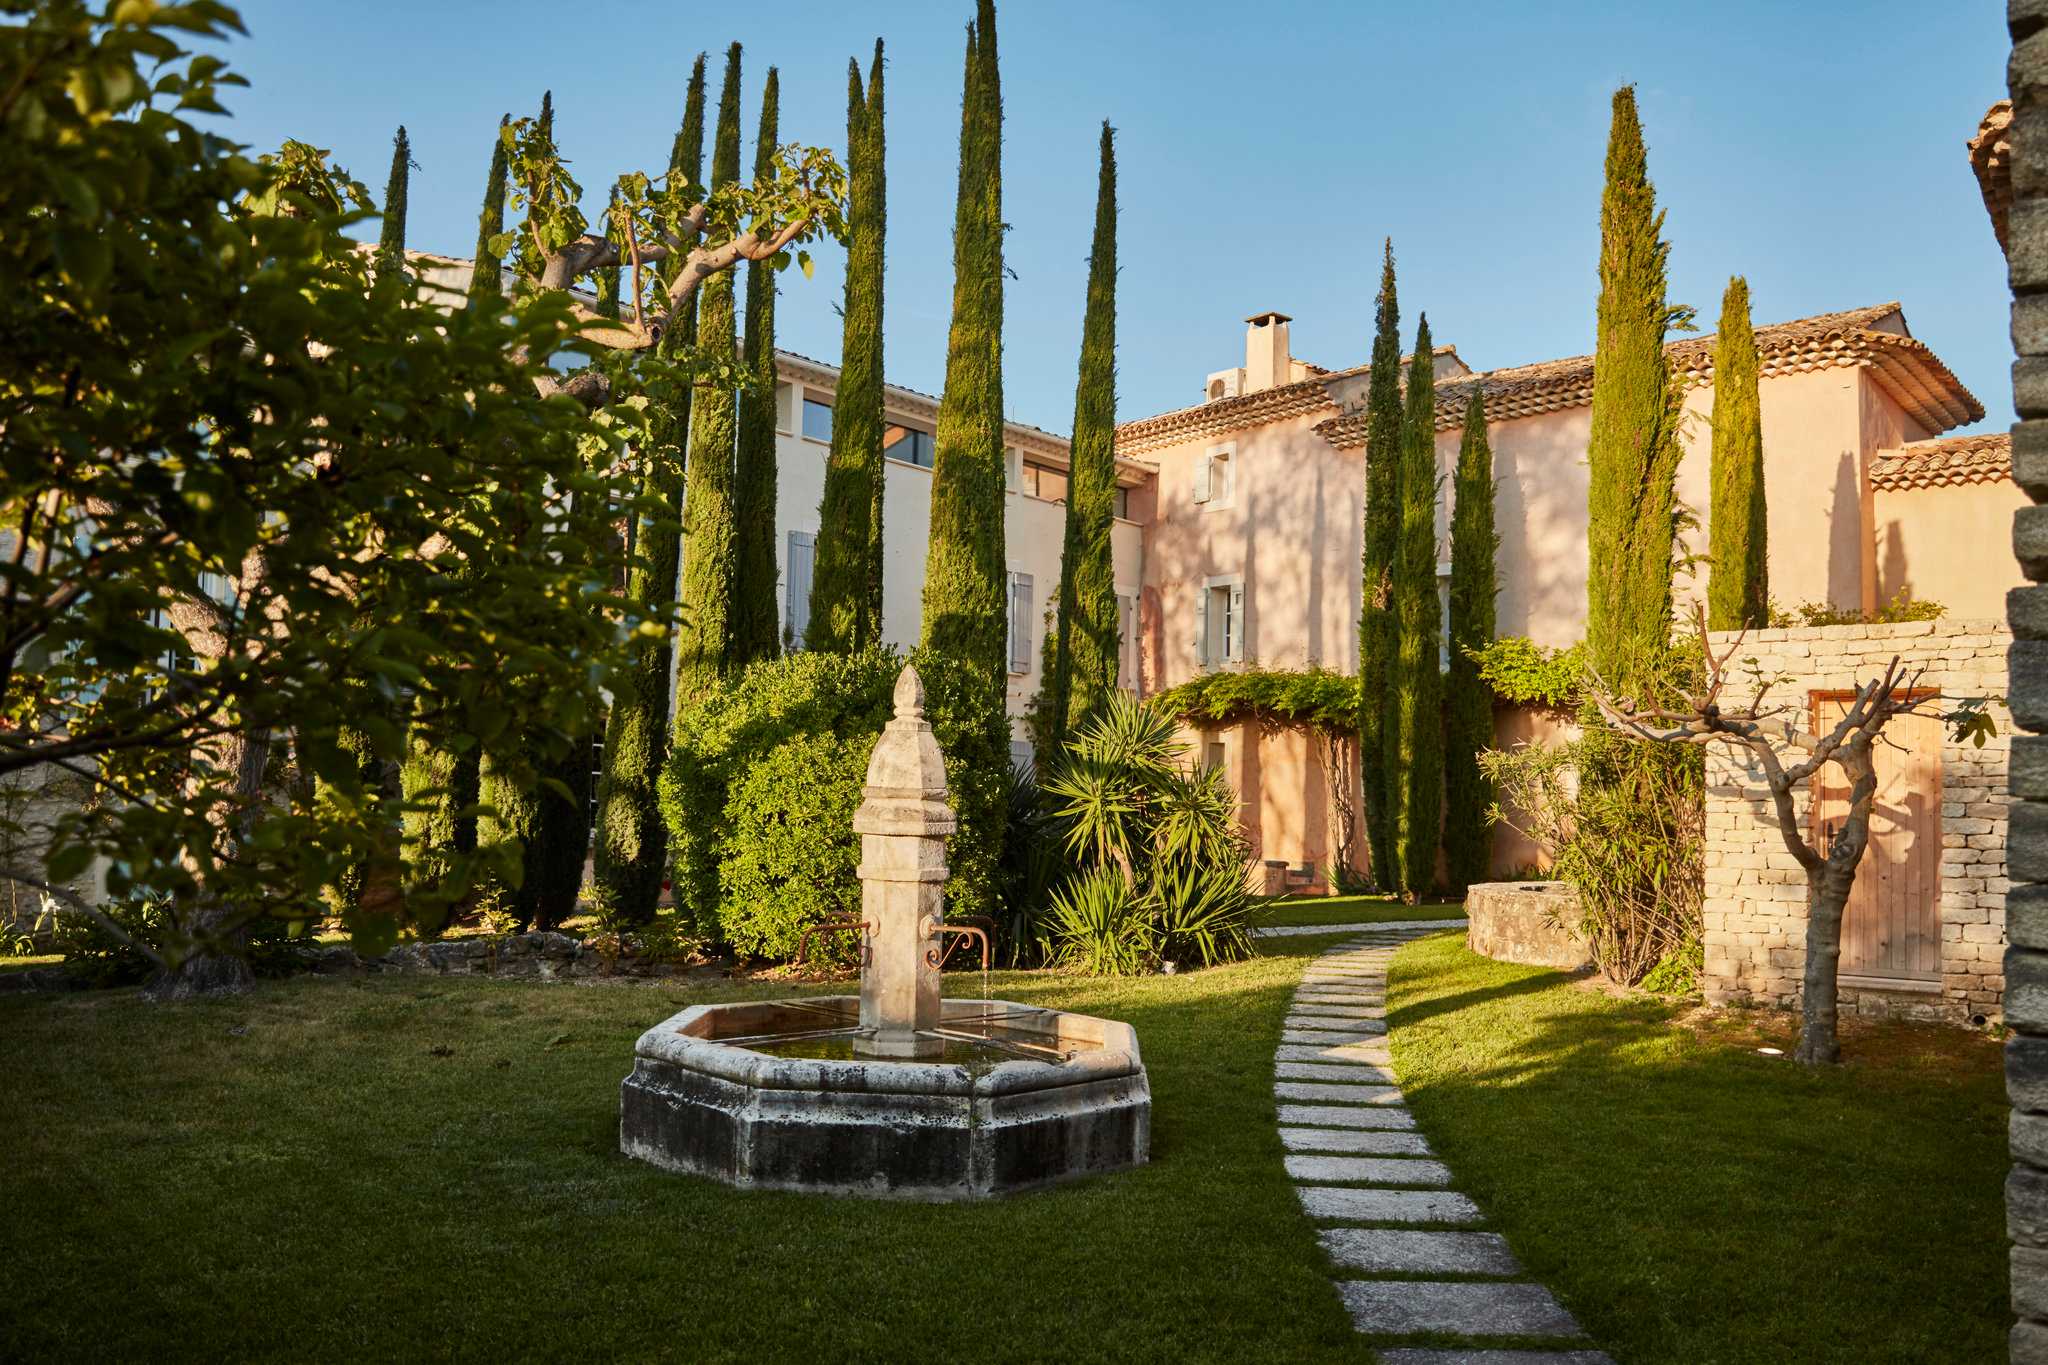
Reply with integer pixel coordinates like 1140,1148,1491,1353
1278,928,1611,1362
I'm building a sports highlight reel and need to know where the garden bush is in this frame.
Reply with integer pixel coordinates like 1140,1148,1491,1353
659,647,899,958
1039,694,1263,975
56,899,322,989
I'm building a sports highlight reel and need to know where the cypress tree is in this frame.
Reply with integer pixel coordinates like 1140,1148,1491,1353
1443,390,1498,894
672,42,743,699
809,42,887,654
1389,317,1442,900
376,125,409,275
1707,274,1767,630
589,53,708,927
1585,86,1685,695
1357,240,1402,890
918,1,1008,919
467,117,510,308
731,67,782,665
1046,121,1120,747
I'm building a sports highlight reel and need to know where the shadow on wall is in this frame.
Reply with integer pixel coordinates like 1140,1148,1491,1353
1306,464,1325,663
1827,449,1861,612
1879,519,1912,605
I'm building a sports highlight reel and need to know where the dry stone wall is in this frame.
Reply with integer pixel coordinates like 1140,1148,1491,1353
1464,882,1592,972
1701,620,2010,1024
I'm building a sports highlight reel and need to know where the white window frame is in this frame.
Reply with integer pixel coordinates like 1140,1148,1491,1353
1194,442,1235,509
774,381,796,435
801,395,834,444
1195,573,1245,668
1007,570,1034,676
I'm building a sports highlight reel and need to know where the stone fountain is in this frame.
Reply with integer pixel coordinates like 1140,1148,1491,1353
618,666,1150,1200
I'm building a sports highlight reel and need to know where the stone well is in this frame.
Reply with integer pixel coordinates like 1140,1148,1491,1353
1464,881,1592,972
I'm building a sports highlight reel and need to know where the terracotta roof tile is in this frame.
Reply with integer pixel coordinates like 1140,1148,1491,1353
1869,432,2012,491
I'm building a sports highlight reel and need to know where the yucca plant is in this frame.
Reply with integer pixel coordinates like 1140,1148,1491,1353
1038,693,1264,975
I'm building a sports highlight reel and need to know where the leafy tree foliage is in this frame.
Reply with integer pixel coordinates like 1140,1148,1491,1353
1044,123,1121,749
0,1,651,994
1357,240,1402,890
731,67,782,666
1444,391,1498,893
919,1,1009,920
1707,275,1767,631
1388,318,1443,899
808,41,887,654
1585,85,1690,697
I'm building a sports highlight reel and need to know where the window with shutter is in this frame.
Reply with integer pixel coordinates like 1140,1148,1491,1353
1228,581,1246,662
786,532,815,648
1194,588,1211,666
1008,572,1033,674
1193,452,1211,504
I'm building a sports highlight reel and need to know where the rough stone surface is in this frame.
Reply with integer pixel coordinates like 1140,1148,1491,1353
1284,1154,1452,1186
1336,1281,1583,1338
1296,1185,1483,1224
1376,1353,1614,1365
1280,1126,1433,1155
1275,1041,1393,1066
1277,1103,1417,1129
1288,1003,1388,1019
1701,619,2012,1024
1465,882,1593,971
1276,1060,1398,1083
1275,1079,1407,1104
1320,1228,1520,1276
1282,1026,1389,1045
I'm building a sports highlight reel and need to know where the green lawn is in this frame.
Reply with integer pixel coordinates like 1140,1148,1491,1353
2,948,1379,1364
1263,894,1466,928
1387,931,2010,1364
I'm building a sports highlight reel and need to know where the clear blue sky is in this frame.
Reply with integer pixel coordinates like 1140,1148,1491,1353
223,0,2012,435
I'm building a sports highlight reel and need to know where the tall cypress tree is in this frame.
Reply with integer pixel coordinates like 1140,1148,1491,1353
1443,390,1498,894
1357,240,1402,891
467,117,510,308
1707,274,1767,630
1585,86,1685,695
809,42,887,654
731,68,782,665
1389,317,1442,900
376,125,409,275
918,1,1007,919
589,54,709,927
1046,121,1120,747
672,43,743,699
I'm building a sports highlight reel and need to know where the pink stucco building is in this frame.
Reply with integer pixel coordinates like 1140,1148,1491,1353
1114,304,2014,886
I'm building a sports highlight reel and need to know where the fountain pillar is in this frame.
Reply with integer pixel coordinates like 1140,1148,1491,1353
850,666,957,1058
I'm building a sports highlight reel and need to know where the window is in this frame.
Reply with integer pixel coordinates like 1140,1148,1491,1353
802,397,834,443
883,423,935,468
1116,593,1136,690
1114,484,1131,520
1194,444,1234,507
1021,461,1068,503
1010,740,1035,775
786,531,816,650
1005,447,1021,490
775,382,795,434
1204,740,1227,772
1196,577,1244,667
1007,571,1034,675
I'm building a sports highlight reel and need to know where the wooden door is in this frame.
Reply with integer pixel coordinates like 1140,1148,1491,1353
1808,693,1942,982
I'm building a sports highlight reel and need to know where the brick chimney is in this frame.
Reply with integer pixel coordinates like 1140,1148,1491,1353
1243,311,1293,394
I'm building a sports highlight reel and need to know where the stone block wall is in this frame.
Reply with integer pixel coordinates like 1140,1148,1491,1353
1465,882,1592,971
2012,3,2048,1353
1701,619,2011,1024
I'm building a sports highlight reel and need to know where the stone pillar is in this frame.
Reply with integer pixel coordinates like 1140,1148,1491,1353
851,666,958,1059
2011,5,2048,1357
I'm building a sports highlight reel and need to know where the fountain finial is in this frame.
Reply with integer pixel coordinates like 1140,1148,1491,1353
893,664,926,721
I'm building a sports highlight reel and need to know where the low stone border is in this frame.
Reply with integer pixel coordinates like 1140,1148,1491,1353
1257,917,1468,939
1279,927,1612,1361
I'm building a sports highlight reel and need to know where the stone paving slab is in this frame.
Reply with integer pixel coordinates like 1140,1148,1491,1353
1277,1102,1417,1128
1280,1126,1432,1155
1296,1186,1483,1224
1276,1060,1399,1084
1337,1281,1582,1338
1283,1014,1388,1031
1285,1154,1452,1186
1294,991,1387,1004
1275,1080,1407,1105
1301,970,1388,981
1288,1003,1387,1019
1257,918,1466,937
1377,1353,1614,1365
1319,1228,1520,1276
1283,1025,1388,1045
1276,1041,1393,1065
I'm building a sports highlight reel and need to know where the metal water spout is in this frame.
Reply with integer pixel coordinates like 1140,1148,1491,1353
850,665,958,1058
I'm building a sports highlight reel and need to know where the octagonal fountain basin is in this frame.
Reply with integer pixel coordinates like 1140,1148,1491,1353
618,995,1151,1200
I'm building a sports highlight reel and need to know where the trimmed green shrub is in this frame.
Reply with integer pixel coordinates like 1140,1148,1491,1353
658,647,899,954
